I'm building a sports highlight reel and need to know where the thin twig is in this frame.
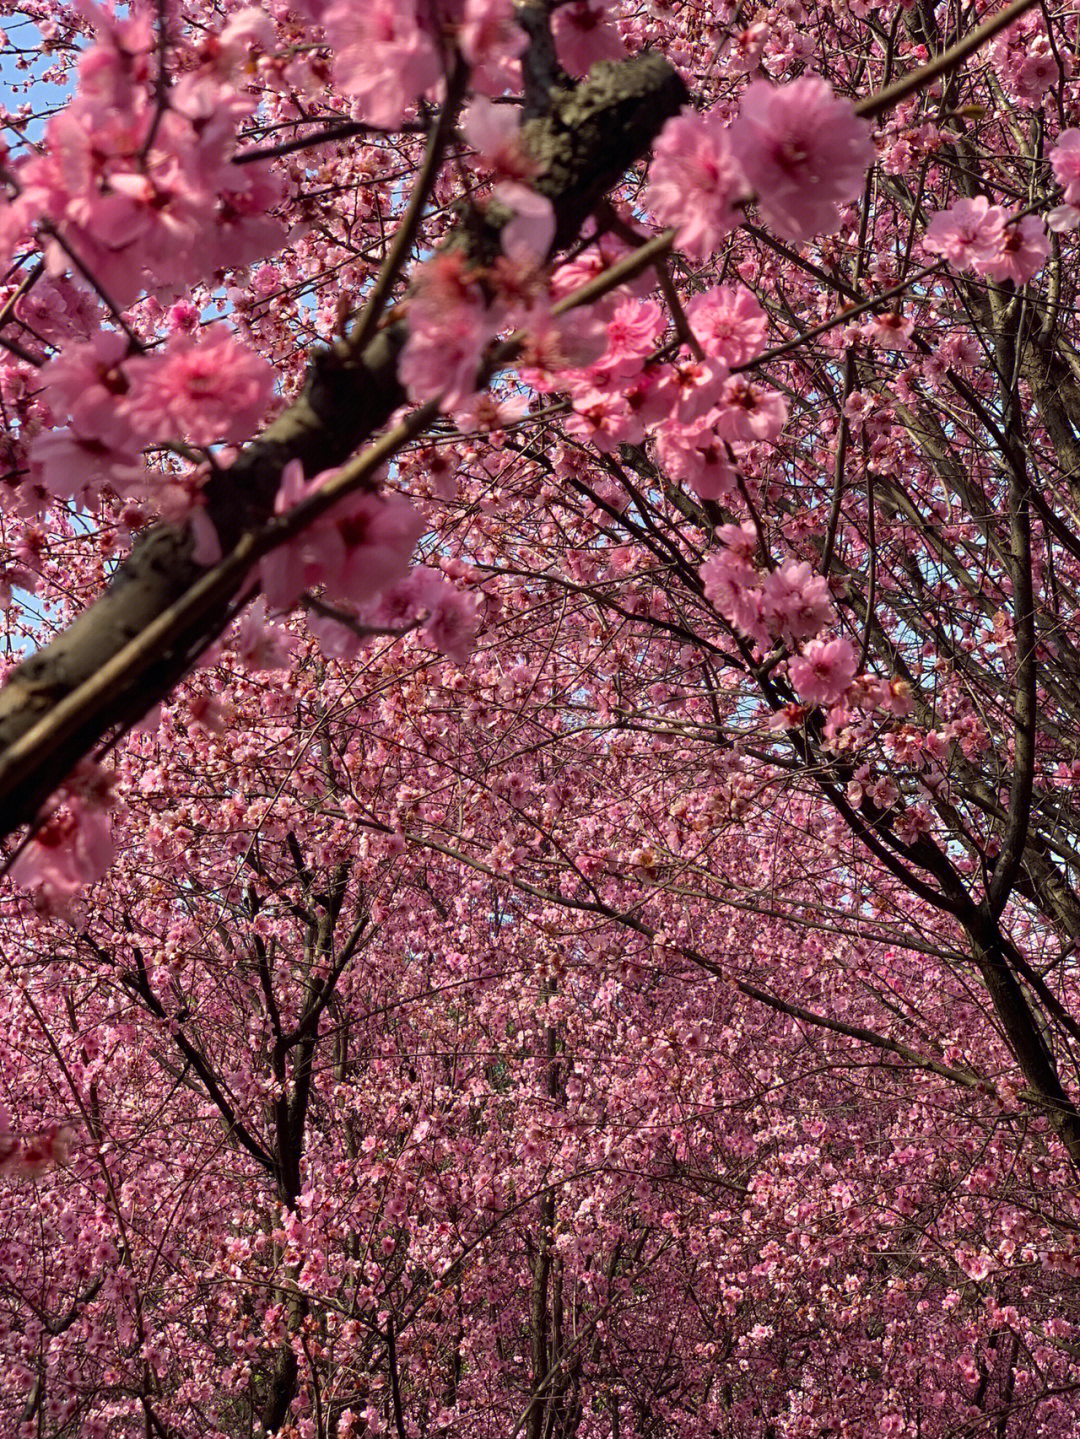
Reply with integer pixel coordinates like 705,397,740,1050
232,118,427,165
0,257,44,332
346,57,470,357
855,0,1039,121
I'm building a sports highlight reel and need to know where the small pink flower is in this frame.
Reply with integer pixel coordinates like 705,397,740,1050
324,0,440,129
700,539,769,647
1051,129,1080,205
0,1106,73,1179
260,461,424,614
979,214,1050,286
495,182,556,266
712,376,788,443
686,285,768,367
760,562,835,645
1048,203,1080,233
591,297,665,381
234,597,297,670
401,253,495,410
922,196,1005,270
37,331,135,449
551,0,625,76
11,796,113,905
654,422,736,502
864,310,914,349
955,1247,993,1282
645,109,746,261
461,98,537,183
1005,40,1065,108
28,429,142,509
414,572,479,666
564,387,641,452
459,0,527,94
894,804,932,844
651,357,729,425
788,637,859,706
121,330,275,447
366,567,479,665
730,76,875,243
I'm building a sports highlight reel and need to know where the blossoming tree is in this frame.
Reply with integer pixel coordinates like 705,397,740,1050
3,0,1080,1434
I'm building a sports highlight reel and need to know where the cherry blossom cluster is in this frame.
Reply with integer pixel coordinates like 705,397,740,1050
2,7,287,305
700,522,864,704
29,328,275,513
646,75,875,254
922,195,1050,283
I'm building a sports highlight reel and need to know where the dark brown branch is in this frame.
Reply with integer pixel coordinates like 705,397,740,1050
0,52,688,840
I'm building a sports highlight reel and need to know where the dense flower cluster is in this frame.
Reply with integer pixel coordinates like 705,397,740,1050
1,0,1080,1435
646,75,875,252
922,195,1050,283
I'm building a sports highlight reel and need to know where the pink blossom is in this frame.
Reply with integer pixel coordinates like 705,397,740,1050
700,541,769,646
0,1104,73,1180
401,253,496,410
686,285,768,367
788,637,859,706
36,332,136,449
843,390,875,429
28,429,143,509
260,460,425,614
399,567,480,665
955,1247,993,1282
460,0,527,94
864,310,914,349
215,7,277,67
994,33,1067,109
323,0,440,129
894,804,933,844
727,21,769,73
645,109,746,261
730,76,874,243
551,0,625,77
401,315,493,412
15,42,267,306
11,274,94,345
121,331,275,447
234,597,297,670
979,214,1050,286
654,421,737,501
712,377,788,443
649,357,729,426
452,389,530,439
11,796,113,905
564,387,643,451
1049,203,1080,234
760,562,835,645
715,521,760,562
550,234,655,304
923,200,1050,286
423,597,479,666
516,304,609,388
922,196,1006,270
462,98,538,183
495,182,556,266
590,297,666,381
1051,129,1080,205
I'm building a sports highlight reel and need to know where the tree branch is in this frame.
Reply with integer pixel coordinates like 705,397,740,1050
0,52,688,840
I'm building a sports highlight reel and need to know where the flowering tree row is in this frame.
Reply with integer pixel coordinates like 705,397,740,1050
3,0,1080,1435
